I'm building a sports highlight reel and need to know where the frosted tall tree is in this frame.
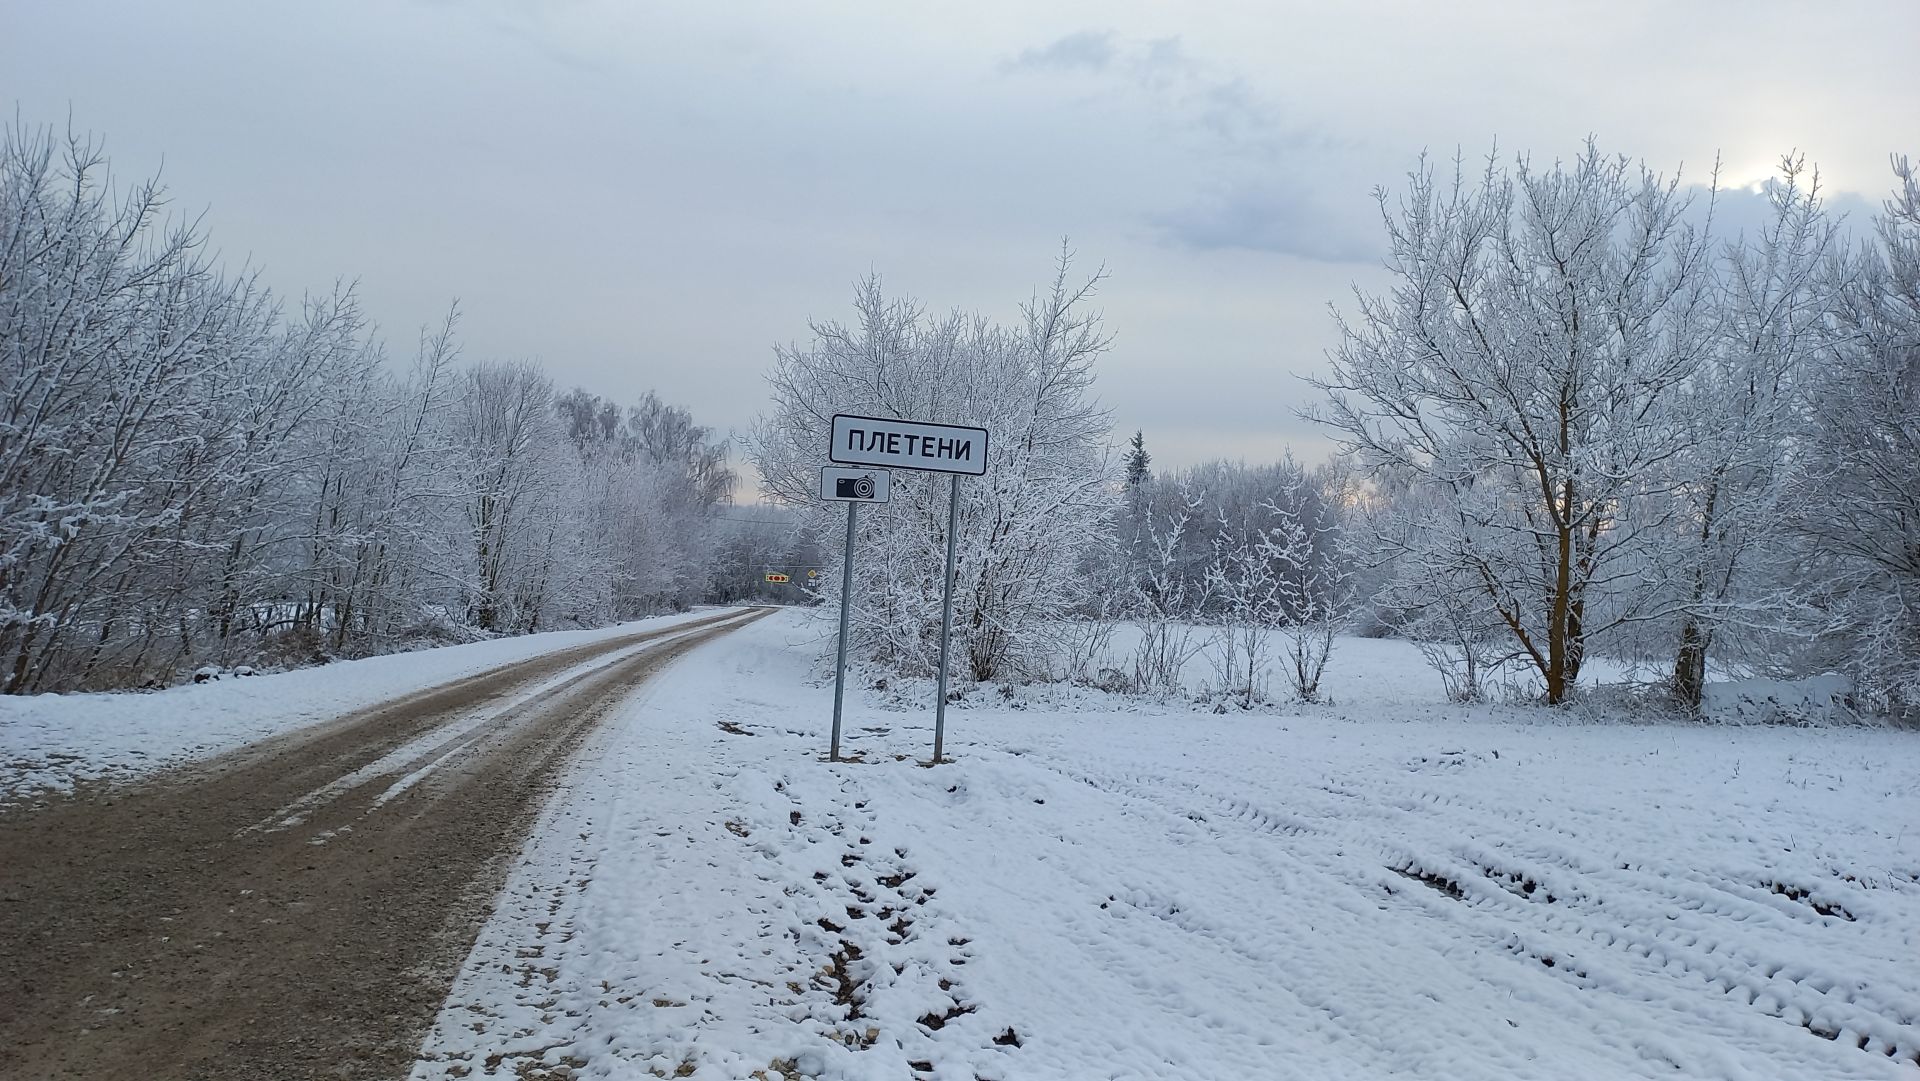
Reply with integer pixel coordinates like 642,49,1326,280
1122,430,1153,572
453,361,562,632
1790,156,1920,717
200,288,371,661
306,312,462,649
1315,143,1716,704
753,250,1114,682
1655,157,1837,710
622,392,735,610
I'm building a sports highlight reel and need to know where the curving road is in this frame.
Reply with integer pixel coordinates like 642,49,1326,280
0,606,771,1081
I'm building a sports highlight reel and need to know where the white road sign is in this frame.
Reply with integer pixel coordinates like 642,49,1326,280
829,414,989,476
820,466,892,503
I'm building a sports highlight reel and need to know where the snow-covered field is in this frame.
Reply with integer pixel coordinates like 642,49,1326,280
413,609,1920,1080
0,608,726,798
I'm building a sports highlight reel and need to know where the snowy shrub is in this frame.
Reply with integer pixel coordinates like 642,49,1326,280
1123,485,1207,697
1262,487,1353,704
1205,513,1282,709
1700,674,1862,727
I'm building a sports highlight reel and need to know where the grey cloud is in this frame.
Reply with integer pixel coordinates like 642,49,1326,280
1150,185,1383,265
1137,36,1185,72
1154,169,1888,268
1003,29,1374,262
1001,30,1115,73
1191,78,1282,145
1003,29,1338,161
1683,178,1879,248
1120,35,1194,89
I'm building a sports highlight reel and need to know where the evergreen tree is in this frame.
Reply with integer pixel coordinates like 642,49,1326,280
1124,430,1151,491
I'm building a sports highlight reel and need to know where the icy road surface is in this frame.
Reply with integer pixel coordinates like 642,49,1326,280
413,610,1920,1080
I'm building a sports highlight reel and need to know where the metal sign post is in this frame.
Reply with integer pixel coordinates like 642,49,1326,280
831,499,857,761
828,415,989,765
821,466,893,762
932,474,961,763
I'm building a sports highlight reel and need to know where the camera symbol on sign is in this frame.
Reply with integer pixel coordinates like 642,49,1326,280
836,474,877,500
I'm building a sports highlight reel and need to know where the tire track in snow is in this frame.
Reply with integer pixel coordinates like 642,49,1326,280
1025,758,1512,1076
1300,777,1920,1063
1028,753,1920,1074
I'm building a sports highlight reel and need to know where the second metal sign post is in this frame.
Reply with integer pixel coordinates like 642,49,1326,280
820,466,891,762
828,414,990,764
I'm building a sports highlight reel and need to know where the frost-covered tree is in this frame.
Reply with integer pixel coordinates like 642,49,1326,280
752,249,1115,682
1316,143,1717,704
1651,157,1838,710
1789,155,1920,718
1124,431,1151,492
307,312,464,651
546,388,734,619
453,361,562,632
1122,429,1152,553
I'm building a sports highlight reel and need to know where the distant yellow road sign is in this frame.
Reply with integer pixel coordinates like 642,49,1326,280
807,569,819,579
765,572,790,584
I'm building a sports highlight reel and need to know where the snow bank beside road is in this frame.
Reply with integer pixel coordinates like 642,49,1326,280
0,608,734,799
417,609,1920,1080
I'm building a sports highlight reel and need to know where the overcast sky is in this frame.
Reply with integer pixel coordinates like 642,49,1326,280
6,0,1914,482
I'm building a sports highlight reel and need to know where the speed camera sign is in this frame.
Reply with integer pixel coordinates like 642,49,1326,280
820,466,891,503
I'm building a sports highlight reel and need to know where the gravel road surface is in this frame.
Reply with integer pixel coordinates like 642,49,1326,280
0,606,771,1081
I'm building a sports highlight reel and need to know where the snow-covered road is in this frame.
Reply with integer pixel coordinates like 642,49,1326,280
412,609,1920,1081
